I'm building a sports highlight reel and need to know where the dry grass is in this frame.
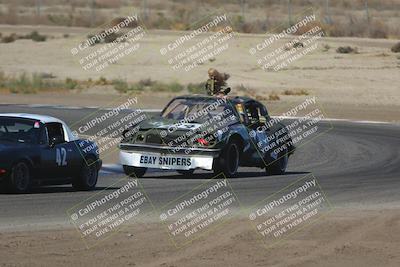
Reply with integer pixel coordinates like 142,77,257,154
94,76,110,86
0,72,188,95
111,79,185,94
1,33,17,43
268,92,280,101
0,72,79,94
326,17,390,39
187,82,206,94
322,44,331,52
336,46,359,54
283,89,309,96
391,42,400,53
0,31,47,43
0,0,398,38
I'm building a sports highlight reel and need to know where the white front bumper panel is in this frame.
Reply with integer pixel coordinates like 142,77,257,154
120,151,214,170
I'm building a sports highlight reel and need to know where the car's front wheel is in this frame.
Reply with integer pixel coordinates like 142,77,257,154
73,158,99,191
8,161,31,193
266,147,288,175
213,141,240,178
123,165,147,178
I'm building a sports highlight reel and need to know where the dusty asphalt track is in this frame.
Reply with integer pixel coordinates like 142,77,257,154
0,104,399,230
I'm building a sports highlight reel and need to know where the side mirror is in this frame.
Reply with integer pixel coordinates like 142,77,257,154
49,136,63,148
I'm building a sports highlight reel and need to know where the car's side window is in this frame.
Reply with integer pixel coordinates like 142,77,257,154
45,122,66,145
255,102,267,117
234,103,248,124
244,102,262,127
39,124,48,145
255,102,269,124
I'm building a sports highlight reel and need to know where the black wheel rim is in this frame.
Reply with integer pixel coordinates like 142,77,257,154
84,162,97,186
279,149,288,171
13,163,29,191
227,144,239,175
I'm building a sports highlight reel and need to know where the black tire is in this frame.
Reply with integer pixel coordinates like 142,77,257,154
266,147,288,175
123,165,147,178
73,158,99,191
8,161,31,193
177,170,195,176
213,141,240,178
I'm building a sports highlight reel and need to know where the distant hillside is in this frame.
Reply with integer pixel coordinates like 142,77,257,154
0,0,399,38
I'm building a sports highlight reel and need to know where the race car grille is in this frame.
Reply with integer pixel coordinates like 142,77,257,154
145,134,181,146
144,130,195,146
146,134,163,144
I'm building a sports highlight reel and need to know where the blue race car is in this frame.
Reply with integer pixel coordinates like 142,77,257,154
0,113,102,193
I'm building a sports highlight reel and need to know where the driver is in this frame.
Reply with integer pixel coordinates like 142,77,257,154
205,68,231,96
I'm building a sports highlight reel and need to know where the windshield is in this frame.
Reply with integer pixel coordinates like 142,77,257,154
0,117,41,144
161,98,234,122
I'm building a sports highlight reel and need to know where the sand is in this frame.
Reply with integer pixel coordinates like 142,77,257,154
0,208,399,267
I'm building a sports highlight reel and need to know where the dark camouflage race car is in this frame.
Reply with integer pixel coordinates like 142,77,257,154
119,95,294,178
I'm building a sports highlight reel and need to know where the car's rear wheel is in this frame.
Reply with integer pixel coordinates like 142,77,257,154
266,147,288,175
213,141,240,178
123,165,147,178
73,158,98,191
9,162,31,193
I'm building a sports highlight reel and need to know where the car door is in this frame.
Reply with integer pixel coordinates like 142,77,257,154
243,101,276,160
40,122,81,179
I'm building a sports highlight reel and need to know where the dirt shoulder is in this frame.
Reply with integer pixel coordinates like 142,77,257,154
0,26,399,122
0,208,399,267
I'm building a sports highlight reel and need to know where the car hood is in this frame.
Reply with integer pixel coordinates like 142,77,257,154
122,117,210,146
